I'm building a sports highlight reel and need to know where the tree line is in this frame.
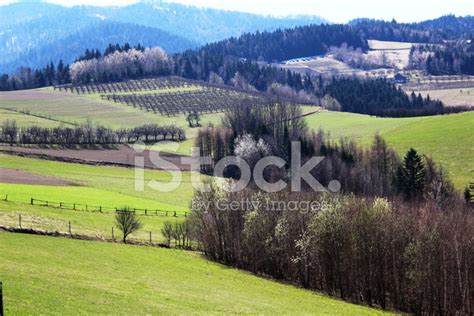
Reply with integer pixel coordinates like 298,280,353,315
75,43,147,62
0,60,70,91
0,120,185,146
352,15,474,43
324,77,463,117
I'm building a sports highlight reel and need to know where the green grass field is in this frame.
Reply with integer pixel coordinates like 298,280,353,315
0,154,198,213
0,108,72,128
0,153,199,241
0,199,183,243
305,110,474,189
0,232,390,315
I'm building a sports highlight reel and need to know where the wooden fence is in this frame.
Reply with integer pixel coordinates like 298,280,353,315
29,198,186,217
1,195,186,217
470,182,474,203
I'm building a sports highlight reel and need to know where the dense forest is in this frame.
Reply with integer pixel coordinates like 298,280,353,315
351,15,474,43
409,42,474,75
1,21,197,74
325,78,451,116
0,60,70,91
195,24,368,62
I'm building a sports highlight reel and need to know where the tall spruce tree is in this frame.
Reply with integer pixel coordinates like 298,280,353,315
401,148,425,200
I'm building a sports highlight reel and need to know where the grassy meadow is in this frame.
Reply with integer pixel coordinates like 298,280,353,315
0,232,390,315
0,199,183,242
0,108,70,128
0,154,198,213
305,110,474,189
0,153,199,241
417,87,474,107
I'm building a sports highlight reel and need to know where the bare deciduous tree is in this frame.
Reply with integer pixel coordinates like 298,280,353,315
115,208,142,243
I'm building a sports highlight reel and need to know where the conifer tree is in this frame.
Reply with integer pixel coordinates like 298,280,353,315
401,148,425,200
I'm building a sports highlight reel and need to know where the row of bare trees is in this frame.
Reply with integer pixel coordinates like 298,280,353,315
0,120,185,146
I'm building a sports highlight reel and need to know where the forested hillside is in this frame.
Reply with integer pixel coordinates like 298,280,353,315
2,22,197,74
0,1,326,72
196,24,367,62
351,15,474,43
409,42,474,75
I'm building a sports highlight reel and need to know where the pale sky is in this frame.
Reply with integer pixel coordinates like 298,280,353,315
1,0,473,23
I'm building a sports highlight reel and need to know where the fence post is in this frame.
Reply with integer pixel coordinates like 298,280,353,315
73,203,76,210
4,195,7,202
0,281,3,316
99,206,102,212
60,202,62,208
68,221,72,236
30,198,33,205
18,214,21,228
145,209,147,216
149,231,152,244
112,227,115,242
173,211,177,217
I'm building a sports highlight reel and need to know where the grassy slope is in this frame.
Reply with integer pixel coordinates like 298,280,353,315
306,111,474,189
0,232,389,315
0,154,198,213
0,108,69,128
0,200,183,242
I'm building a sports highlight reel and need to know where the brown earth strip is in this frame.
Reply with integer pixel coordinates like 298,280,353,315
0,145,196,171
0,168,75,186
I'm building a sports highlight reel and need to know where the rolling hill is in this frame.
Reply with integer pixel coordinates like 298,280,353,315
305,110,474,189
